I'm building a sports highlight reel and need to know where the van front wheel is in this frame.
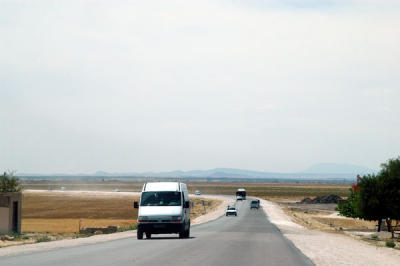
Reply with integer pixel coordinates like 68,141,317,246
137,228,143,240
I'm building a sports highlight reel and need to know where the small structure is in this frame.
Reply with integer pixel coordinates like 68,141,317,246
0,192,22,234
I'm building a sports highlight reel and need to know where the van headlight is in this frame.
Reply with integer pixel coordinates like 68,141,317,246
138,216,148,222
171,216,182,222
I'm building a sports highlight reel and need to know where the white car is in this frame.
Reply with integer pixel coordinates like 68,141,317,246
226,206,237,216
195,190,201,195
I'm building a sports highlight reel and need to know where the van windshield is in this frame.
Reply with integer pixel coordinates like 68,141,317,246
140,191,182,206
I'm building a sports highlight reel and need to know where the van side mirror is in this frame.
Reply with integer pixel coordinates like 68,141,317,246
184,201,190,208
134,201,139,209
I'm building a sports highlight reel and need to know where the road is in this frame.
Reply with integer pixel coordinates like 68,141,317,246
0,198,313,266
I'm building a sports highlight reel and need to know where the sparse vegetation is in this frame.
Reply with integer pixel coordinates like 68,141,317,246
386,240,395,248
6,232,21,239
117,224,137,232
21,191,218,234
36,235,51,243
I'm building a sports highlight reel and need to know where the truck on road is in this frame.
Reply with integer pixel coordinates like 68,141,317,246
236,188,246,200
134,182,190,239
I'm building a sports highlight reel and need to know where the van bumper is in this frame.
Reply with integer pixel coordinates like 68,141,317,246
138,223,184,234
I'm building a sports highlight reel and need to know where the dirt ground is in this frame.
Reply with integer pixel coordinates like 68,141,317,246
276,199,400,254
280,201,376,233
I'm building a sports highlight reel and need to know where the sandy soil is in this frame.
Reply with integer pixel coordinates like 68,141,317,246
261,199,400,266
0,193,233,257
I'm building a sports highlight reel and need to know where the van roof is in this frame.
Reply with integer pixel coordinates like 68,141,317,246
143,182,181,192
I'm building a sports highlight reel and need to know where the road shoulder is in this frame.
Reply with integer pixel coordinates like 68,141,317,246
261,199,400,266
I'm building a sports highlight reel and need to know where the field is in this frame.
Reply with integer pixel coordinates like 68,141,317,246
23,181,351,200
187,182,351,200
21,191,219,234
18,181,353,235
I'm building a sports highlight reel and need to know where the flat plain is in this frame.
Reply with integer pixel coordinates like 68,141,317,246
23,181,351,200
21,190,219,234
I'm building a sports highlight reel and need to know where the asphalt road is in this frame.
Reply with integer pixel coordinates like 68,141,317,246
0,198,313,266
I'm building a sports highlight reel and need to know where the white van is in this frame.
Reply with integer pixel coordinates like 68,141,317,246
134,182,190,239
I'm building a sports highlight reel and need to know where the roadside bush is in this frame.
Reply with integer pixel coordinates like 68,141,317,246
117,224,137,232
7,232,21,238
386,240,395,248
371,234,379,240
0,171,22,192
36,236,51,243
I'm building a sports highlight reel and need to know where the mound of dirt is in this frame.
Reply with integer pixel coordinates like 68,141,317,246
299,195,342,204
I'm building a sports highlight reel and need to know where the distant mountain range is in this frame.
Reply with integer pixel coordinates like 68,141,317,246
91,163,376,180
303,163,375,175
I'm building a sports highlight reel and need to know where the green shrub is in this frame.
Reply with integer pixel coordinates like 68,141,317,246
7,232,21,238
371,234,378,240
0,171,22,192
36,236,51,243
117,224,137,232
386,240,395,248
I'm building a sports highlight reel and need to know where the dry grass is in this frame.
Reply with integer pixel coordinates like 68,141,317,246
187,182,351,200
22,219,138,234
22,191,139,219
20,191,219,234
22,181,351,200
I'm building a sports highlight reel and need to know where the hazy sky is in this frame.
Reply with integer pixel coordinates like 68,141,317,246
1,0,399,174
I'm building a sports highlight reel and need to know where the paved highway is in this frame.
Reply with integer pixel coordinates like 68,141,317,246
0,199,313,266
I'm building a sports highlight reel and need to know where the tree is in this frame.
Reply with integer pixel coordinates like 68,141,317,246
337,157,400,233
337,174,386,231
378,157,400,236
336,187,357,218
0,171,23,192
356,174,386,231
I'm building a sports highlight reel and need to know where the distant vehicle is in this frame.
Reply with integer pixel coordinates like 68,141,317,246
60,187,66,191
134,182,190,239
250,199,260,209
236,188,246,200
114,188,120,192
195,190,201,195
226,206,237,216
